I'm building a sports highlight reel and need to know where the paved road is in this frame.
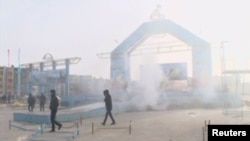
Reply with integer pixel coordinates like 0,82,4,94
1,104,250,141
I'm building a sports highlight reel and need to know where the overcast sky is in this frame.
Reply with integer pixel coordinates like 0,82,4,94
1,0,250,78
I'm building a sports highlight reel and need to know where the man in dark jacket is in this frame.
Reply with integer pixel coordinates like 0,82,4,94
49,89,62,132
39,93,46,112
27,93,35,112
102,89,116,125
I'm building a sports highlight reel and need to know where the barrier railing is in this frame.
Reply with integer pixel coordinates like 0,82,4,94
166,120,211,141
91,120,132,135
9,116,83,141
9,120,46,133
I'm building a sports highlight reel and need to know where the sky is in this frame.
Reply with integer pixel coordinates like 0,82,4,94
1,0,250,79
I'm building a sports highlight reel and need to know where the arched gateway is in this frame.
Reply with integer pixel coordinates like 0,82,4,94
110,19,212,90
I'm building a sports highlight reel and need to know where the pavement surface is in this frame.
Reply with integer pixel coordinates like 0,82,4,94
1,103,250,141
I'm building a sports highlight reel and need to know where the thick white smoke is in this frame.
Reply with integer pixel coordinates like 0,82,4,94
129,55,168,111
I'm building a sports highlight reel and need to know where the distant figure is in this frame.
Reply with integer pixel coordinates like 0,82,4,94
49,89,62,132
102,89,116,125
7,93,11,104
39,93,46,112
27,93,35,112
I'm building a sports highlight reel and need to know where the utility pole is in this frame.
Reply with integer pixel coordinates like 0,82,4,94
6,49,10,105
17,48,21,97
220,41,229,91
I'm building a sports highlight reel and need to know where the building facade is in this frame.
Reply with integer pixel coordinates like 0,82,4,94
0,66,16,97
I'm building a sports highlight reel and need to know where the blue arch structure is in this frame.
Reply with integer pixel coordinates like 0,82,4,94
110,19,212,90
21,57,81,95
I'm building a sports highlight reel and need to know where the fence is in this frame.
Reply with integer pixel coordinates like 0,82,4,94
9,116,82,141
91,120,132,135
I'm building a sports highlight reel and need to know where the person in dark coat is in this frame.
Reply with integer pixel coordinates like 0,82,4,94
27,93,35,112
102,89,116,125
39,93,46,112
49,89,62,132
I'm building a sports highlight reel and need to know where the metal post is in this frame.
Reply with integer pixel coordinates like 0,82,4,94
80,116,83,126
129,120,132,135
52,61,56,70
204,120,207,131
40,124,43,135
17,48,21,97
65,59,70,95
77,122,79,135
220,41,229,90
29,64,33,93
39,62,44,94
5,67,8,105
52,61,57,90
220,42,225,89
9,120,11,130
202,127,205,141
92,122,94,135
241,74,246,120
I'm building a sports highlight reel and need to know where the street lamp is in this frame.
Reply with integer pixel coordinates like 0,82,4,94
220,41,229,91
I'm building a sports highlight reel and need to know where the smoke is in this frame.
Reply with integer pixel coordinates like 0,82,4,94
128,54,168,111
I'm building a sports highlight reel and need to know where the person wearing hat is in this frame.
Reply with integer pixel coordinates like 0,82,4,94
49,89,62,132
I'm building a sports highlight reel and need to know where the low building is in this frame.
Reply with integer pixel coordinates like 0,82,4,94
0,66,16,97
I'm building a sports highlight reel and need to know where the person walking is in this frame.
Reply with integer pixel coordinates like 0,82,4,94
49,89,62,132
39,93,46,112
102,89,116,125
